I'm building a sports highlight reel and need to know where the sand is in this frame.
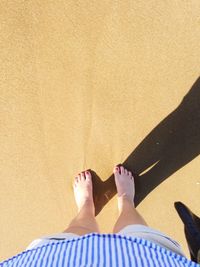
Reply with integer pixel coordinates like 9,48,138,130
0,0,200,261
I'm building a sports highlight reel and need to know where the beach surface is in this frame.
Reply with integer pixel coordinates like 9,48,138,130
0,0,200,261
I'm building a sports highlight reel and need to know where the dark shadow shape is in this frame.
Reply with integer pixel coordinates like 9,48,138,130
90,76,200,216
174,201,200,263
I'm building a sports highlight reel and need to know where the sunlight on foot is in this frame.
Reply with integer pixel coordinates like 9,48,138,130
73,170,95,215
113,165,135,212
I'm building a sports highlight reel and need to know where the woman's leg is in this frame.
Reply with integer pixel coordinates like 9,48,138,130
112,166,148,233
63,171,100,235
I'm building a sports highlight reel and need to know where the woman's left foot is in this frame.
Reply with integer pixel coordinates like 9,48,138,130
73,170,95,215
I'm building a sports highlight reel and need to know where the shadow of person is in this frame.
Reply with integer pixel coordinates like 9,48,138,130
90,76,200,216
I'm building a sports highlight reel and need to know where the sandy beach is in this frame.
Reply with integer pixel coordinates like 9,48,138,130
0,0,200,261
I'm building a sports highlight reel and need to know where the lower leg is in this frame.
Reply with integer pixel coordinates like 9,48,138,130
63,170,100,236
63,200,100,235
113,196,148,233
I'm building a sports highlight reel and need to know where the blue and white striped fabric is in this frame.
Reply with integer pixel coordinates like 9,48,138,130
0,233,199,266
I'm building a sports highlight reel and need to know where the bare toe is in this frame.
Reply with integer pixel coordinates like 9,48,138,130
85,170,92,181
80,172,85,180
120,166,124,174
74,177,79,186
114,166,119,173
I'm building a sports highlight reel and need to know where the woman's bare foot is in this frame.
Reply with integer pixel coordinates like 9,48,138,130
73,170,95,216
113,165,135,212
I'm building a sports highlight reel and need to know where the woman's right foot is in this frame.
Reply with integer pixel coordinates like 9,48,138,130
113,165,135,212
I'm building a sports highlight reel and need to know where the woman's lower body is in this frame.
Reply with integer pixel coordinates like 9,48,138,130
26,224,185,256
26,166,186,257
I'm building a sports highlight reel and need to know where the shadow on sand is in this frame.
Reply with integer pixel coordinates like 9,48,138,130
89,76,200,216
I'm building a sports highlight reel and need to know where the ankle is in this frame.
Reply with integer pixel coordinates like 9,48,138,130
78,199,95,216
118,195,135,213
